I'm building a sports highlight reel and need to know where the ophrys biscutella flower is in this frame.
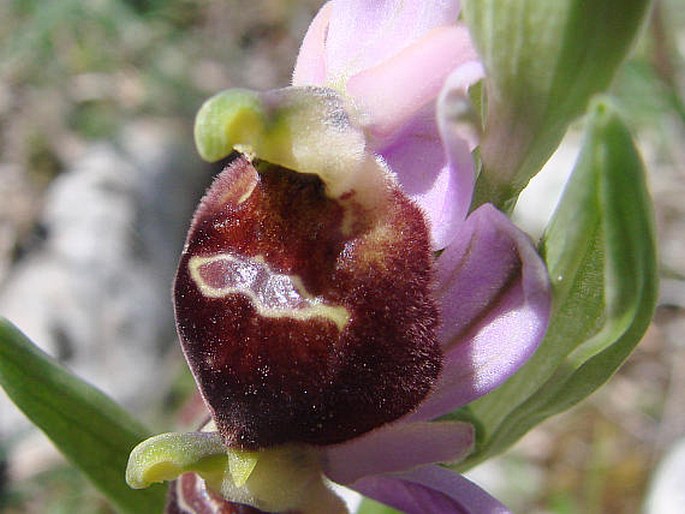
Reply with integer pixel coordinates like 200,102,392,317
126,2,551,513
176,89,441,449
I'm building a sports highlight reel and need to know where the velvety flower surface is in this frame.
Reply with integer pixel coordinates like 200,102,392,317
174,151,442,449
293,0,483,250
126,2,551,513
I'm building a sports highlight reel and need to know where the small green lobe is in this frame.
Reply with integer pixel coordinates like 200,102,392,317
194,89,266,162
126,431,227,489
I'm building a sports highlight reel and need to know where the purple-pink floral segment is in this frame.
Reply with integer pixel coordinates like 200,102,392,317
293,0,483,250
173,0,551,513
291,0,550,512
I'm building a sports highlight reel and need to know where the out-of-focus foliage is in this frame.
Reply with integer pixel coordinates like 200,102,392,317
0,0,318,177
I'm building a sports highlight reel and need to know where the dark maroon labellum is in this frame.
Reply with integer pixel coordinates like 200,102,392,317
174,154,441,448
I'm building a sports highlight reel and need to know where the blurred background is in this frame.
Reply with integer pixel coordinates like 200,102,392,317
0,0,684,512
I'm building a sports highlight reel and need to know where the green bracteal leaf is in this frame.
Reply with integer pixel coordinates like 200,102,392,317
0,318,166,514
461,99,658,468
464,0,651,210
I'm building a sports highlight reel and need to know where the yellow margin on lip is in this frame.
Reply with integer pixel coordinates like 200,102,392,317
188,254,350,332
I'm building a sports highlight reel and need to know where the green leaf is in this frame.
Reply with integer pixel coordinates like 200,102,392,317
461,99,658,468
0,318,167,514
464,0,651,210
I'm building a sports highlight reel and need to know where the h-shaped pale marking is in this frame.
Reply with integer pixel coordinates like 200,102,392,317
188,253,350,331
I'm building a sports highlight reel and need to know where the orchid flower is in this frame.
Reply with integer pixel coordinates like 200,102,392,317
125,2,551,513
293,0,483,250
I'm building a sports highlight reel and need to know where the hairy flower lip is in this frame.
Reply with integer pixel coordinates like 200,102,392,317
174,154,441,449
160,1,555,511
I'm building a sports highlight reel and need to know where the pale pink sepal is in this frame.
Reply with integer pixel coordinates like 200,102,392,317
379,61,483,250
347,25,478,141
379,106,456,250
322,0,461,81
322,421,473,485
411,204,551,421
352,464,511,514
434,61,485,242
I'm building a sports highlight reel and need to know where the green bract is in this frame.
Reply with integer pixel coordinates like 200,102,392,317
0,318,167,514
459,99,658,468
464,0,651,210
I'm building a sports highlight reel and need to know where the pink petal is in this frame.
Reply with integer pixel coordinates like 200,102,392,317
434,62,486,232
411,205,551,420
292,2,333,85
322,421,474,485
347,24,478,141
324,0,462,80
352,464,511,514
379,106,461,250
376,61,483,250
382,123,472,250
419,159,473,251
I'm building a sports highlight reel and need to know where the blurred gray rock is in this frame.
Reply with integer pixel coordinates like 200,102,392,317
0,120,210,448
